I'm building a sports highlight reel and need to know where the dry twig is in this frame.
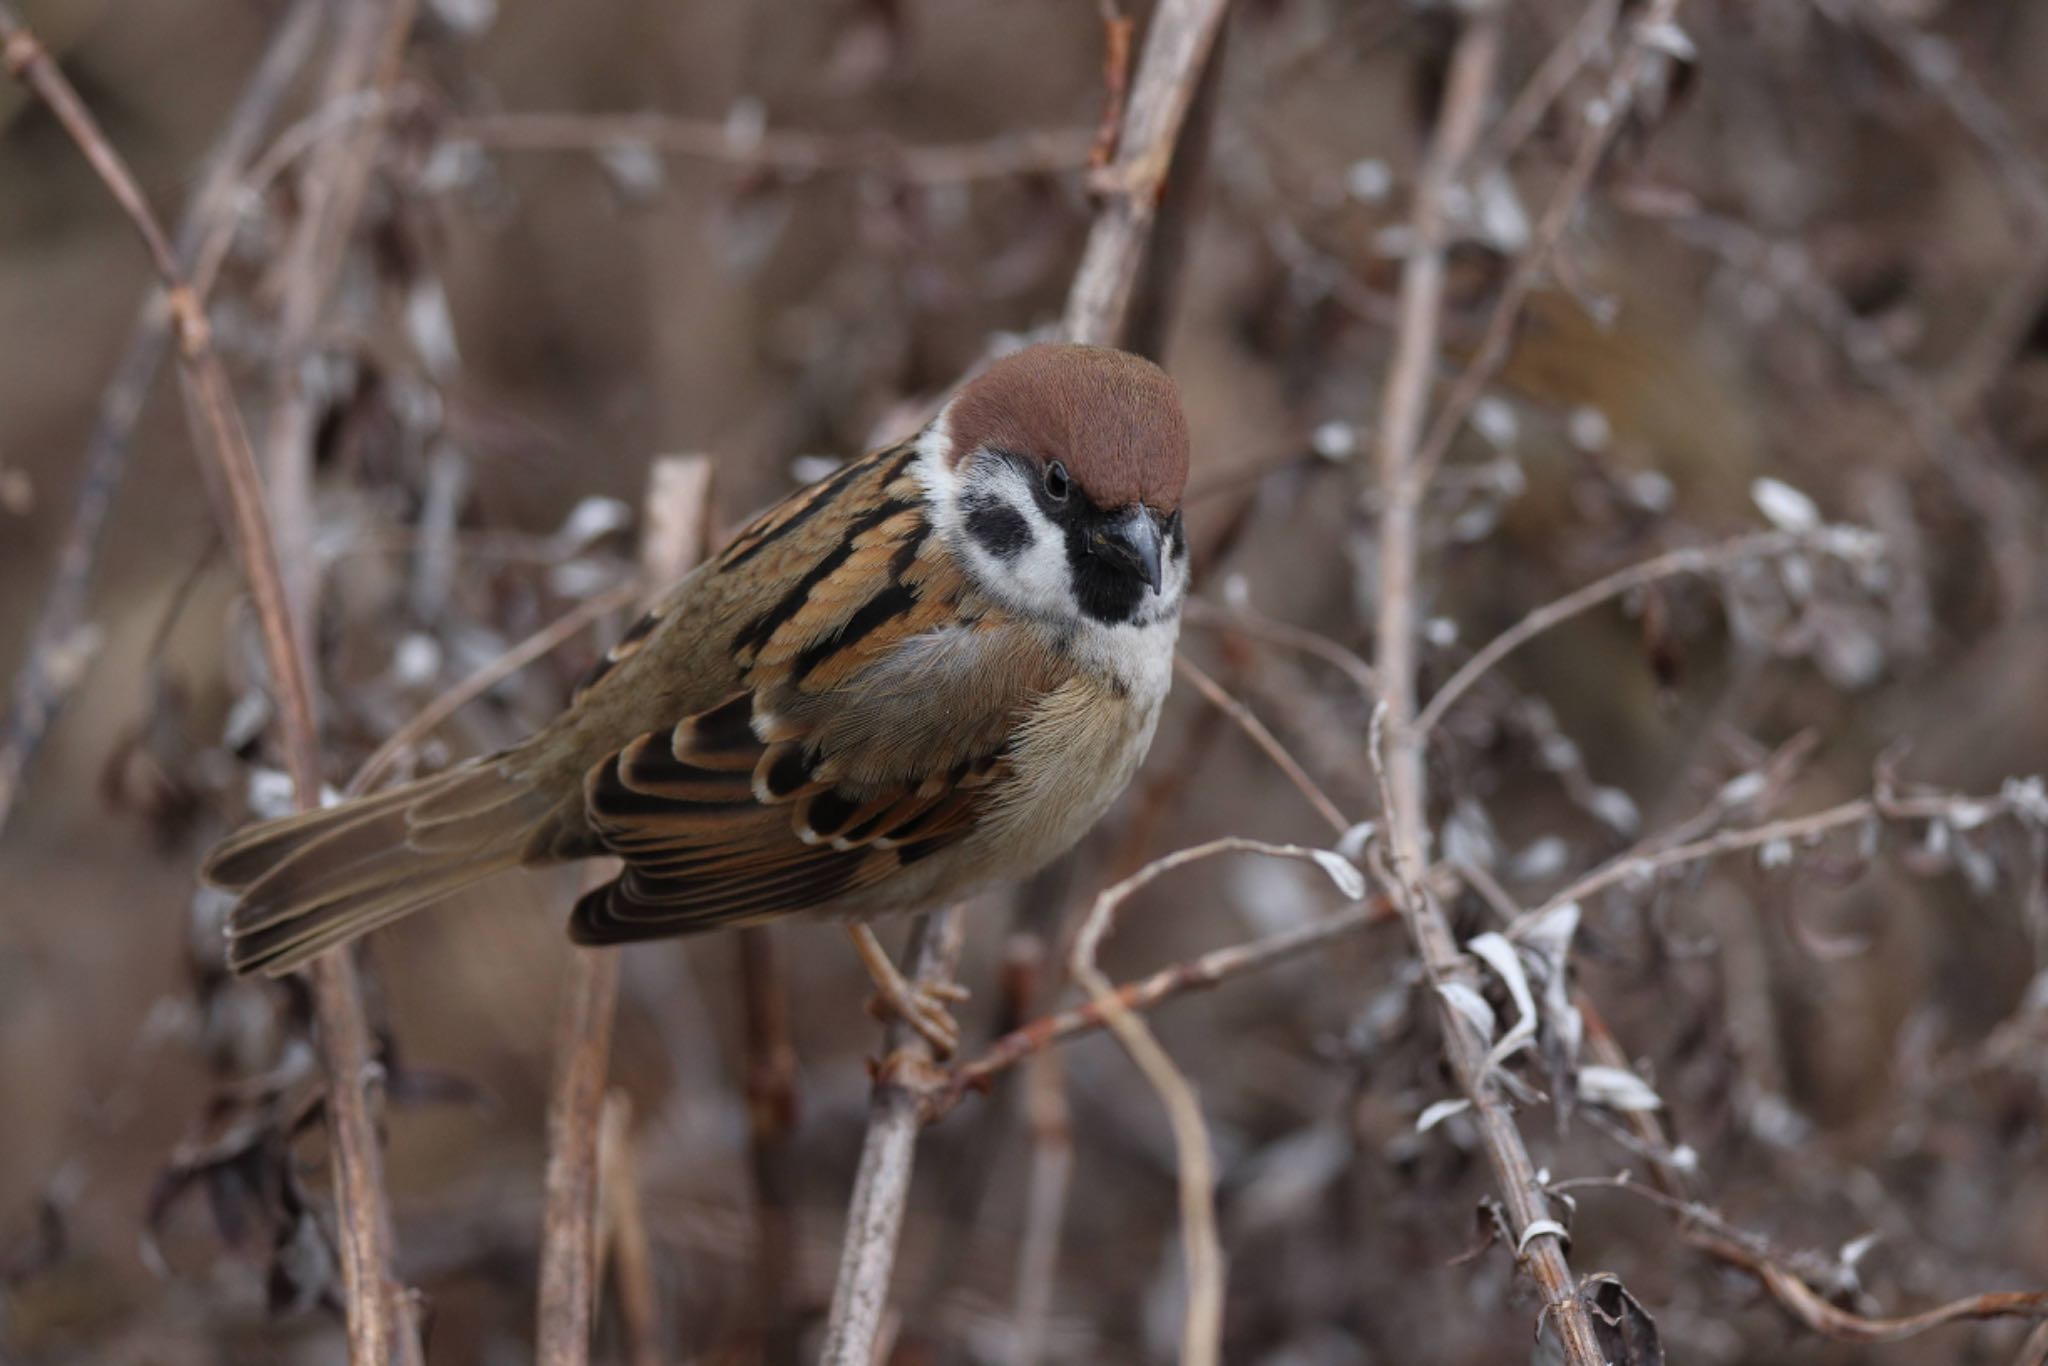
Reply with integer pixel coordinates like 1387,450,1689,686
1415,524,1877,737
1552,1177,2048,1345
1175,653,1349,834
0,7,420,1359
1411,0,1685,487
0,0,322,834
598,1092,664,1366
943,894,1395,1105
1364,3,1609,1359
451,111,1093,186
819,913,967,1365
1061,0,1233,347
737,924,800,1349
538,456,712,1363
349,580,642,796
1067,838,1364,1366
816,5,1233,1357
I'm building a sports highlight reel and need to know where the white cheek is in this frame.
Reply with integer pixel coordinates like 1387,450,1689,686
916,423,1076,619
997,503,1075,616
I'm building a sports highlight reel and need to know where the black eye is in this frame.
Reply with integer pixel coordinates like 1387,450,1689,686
1043,461,1071,502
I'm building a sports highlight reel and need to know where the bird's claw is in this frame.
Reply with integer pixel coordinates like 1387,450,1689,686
866,978,963,1058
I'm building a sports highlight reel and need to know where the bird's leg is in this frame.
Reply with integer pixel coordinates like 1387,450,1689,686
846,924,966,1058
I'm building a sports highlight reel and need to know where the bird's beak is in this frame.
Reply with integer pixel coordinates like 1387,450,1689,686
1092,505,1166,594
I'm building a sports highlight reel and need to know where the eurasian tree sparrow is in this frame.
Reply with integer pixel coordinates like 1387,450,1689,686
203,343,1191,1052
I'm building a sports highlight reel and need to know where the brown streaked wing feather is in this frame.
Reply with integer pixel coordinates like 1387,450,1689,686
567,480,1065,942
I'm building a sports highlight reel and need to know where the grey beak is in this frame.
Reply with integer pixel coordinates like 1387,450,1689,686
1093,506,1165,594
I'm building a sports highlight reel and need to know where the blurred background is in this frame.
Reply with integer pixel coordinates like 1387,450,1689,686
4,0,2048,1361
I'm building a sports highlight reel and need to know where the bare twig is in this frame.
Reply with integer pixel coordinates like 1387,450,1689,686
538,876,625,1366
1061,0,1232,347
1175,654,1350,835
538,457,711,1364
737,925,799,1349
0,0,321,834
348,580,641,796
1535,785,2033,917
1552,1178,2048,1344
598,1092,664,1366
1476,0,1623,169
258,0,417,631
1183,599,1380,699
1364,3,1608,1359
1008,1042,1074,1366
1411,0,1684,487
1415,525,1877,737
0,8,420,1360
451,112,1093,186
1068,839,1357,1366
819,912,967,1365
817,4,1232,1358
1629,201,2038,616
944,894,1394,1104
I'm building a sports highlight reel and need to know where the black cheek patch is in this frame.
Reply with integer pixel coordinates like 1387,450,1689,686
966,500,1033,561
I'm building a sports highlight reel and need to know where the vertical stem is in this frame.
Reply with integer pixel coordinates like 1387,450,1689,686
537,456,712,1363
818,913,966,1365
1365,6,1606,1362
738,926,800,1349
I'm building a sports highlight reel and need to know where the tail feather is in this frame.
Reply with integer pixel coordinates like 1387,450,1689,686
201,761,560,976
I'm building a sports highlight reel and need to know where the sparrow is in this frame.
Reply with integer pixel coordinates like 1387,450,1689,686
202,343,1191,1054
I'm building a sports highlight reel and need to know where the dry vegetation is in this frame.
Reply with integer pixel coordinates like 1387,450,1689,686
5,0,2048,1363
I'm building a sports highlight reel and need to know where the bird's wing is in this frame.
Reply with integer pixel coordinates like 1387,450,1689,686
565,442,1067,940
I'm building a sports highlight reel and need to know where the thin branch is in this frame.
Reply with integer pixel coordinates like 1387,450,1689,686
538,871,624,1365
451,111,1093,186
819,912,967,1365
1008,1041,1074,1366
1410,0,1684,488
1182,598,1379,698
1365,2,1608,1358
943,894,1395,1106
348,580,641,796
538,457,711,1364
1551,1178,2048,1344
258,0,417,634
1067,839,1356,1366
1628,200,2038,616
598,1094,663,1366
737,924,799,1350
1534,785,2032,917
1476,0,1623,170
0,8,420,1359
1061,0,1233,346
1175,654,1350,835
1415,525,1877,737
0,0,322,834
815,4,1233,1358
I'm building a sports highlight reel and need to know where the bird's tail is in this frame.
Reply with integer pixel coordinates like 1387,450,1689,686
202,759,564,976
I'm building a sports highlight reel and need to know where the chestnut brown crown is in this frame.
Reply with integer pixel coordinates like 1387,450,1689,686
944,344,1190,514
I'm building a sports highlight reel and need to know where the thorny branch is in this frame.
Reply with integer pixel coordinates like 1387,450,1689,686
0,6,420,1360
1363,2,1609,1360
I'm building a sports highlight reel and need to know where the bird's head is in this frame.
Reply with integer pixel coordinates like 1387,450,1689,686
921,343,1191,628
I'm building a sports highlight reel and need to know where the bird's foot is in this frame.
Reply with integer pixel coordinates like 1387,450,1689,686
846,924,967,1058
